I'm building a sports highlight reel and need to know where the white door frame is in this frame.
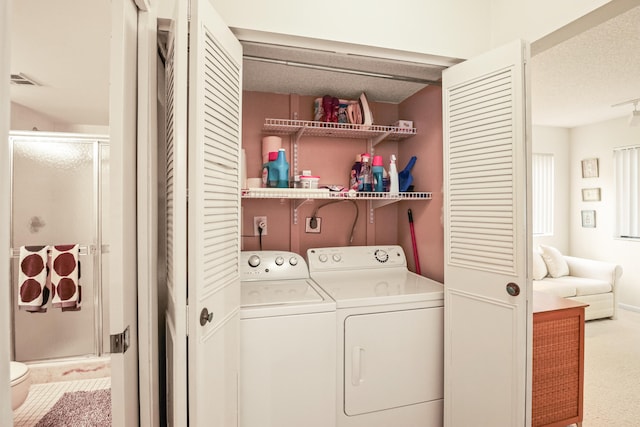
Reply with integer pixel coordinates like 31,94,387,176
136,3,161,426
109,0,142,425
0,0,12,420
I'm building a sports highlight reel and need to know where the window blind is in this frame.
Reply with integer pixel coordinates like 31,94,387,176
614,146,640,238
532,153,554,235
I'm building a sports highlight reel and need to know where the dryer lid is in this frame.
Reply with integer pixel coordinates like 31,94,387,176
310,270,443,308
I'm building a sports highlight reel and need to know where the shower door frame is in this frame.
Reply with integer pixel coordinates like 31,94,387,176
8,131,110,361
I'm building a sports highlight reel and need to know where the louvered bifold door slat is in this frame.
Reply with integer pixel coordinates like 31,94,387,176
193,27,241,296
166,34,177,304
164,10,189,426
447,69,517,275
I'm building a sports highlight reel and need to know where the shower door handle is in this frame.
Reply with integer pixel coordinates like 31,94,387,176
200,308,214,326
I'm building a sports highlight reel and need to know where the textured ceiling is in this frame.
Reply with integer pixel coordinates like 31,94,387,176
242,42,447,104
530,4,640,128
8,3,640,129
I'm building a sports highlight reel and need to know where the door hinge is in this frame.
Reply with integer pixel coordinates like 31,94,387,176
110,325,130,354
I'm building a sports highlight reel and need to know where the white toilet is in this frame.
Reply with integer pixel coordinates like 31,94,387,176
10,361,31,410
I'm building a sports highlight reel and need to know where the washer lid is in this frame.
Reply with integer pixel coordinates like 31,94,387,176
241,279,326,307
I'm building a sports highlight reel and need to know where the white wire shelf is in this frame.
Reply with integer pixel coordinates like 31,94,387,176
263,118,416,142
242,188,432,202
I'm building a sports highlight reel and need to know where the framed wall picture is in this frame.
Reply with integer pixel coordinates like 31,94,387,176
582,187,601,201
581,210,596,228
581,158,599,178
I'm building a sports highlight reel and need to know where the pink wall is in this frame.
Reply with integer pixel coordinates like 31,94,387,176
241,89,444,283
398,86,444,283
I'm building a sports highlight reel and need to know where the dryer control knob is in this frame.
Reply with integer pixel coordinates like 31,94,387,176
332,254,342,262
275,256,284,266
248,255,260,268
319,254,328,263
374,249,389,263
289,257,298,266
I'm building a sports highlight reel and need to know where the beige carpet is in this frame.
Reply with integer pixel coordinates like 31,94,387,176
580,308,640,426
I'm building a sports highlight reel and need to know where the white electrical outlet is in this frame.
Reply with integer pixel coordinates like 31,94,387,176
305,217,321,233
254,216,267,236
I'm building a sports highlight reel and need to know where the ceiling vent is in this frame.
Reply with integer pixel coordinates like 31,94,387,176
10,73,40,86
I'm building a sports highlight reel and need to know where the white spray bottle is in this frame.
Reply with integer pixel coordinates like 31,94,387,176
389,154,399,195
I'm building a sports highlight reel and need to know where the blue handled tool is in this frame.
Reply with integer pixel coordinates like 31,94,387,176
399,156,417,192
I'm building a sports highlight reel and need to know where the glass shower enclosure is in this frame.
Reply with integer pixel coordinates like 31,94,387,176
9,131,110,362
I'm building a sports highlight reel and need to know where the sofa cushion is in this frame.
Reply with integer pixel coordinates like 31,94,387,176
539,245,570,278
545,276,612,296
532,251,548,280
532,280,577,298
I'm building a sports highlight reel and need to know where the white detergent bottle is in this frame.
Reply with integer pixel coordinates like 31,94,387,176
389,154,399,195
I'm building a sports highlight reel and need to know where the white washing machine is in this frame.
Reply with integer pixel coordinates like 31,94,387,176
307,245,445,427
239,251,336,427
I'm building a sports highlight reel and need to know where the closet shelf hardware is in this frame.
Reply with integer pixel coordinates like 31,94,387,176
263,118,416,141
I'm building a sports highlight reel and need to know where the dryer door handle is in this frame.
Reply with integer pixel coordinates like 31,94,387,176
351,346,365,386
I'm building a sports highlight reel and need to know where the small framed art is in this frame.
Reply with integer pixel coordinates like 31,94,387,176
581,187,601,202
581,210,596,228
581,158,599,178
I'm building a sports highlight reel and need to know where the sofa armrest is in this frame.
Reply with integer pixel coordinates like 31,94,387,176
563,255,623,288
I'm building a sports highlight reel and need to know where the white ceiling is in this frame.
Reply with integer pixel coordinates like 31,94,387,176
9,2,640,129
10,0,111,127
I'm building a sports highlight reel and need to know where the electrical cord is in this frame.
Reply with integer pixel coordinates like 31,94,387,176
258,223,264,250
310,199,359,243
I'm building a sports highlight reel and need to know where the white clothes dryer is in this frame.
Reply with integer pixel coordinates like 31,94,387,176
307,245,445,427
239,251,336,427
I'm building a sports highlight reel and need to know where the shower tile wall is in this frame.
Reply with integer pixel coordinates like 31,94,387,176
11,136,106,361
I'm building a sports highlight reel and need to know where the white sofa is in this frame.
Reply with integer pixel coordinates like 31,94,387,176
532,245,623,321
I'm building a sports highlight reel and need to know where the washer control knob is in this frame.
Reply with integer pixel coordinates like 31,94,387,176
275,256,284,266
332,254,342,262
374,249,389,263
319,254,328,263
247,255,260,268
289,257,298,266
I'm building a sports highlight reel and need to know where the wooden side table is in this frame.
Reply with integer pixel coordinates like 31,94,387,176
532,291,588,427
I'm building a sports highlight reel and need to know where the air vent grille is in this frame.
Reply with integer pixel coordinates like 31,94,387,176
10,73,40,86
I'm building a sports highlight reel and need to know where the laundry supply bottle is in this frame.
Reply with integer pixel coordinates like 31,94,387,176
358,153,373,192
349,153,362,191
372,155,384,192
389,154,399,195
272,148,290,188
264,151,279,187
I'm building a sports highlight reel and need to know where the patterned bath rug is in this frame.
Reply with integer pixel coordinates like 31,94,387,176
36,388,111,426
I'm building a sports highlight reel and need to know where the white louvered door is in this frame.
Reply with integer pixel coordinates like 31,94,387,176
186,0,242,426
165,0,242,425
442,40,532,426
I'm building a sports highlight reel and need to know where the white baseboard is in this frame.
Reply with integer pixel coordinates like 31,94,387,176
619,303,640,313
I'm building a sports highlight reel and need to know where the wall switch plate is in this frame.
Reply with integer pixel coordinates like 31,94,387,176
254,216,267,236
305,217,321,233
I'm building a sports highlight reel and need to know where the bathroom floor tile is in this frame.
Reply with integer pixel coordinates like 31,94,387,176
13,377,110,427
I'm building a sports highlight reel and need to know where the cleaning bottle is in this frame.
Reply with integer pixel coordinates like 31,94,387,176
273,148,290,188
358,153,373,192
349,153,362,191
264,151,278,187
389,154,399,195
372,155,384,192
